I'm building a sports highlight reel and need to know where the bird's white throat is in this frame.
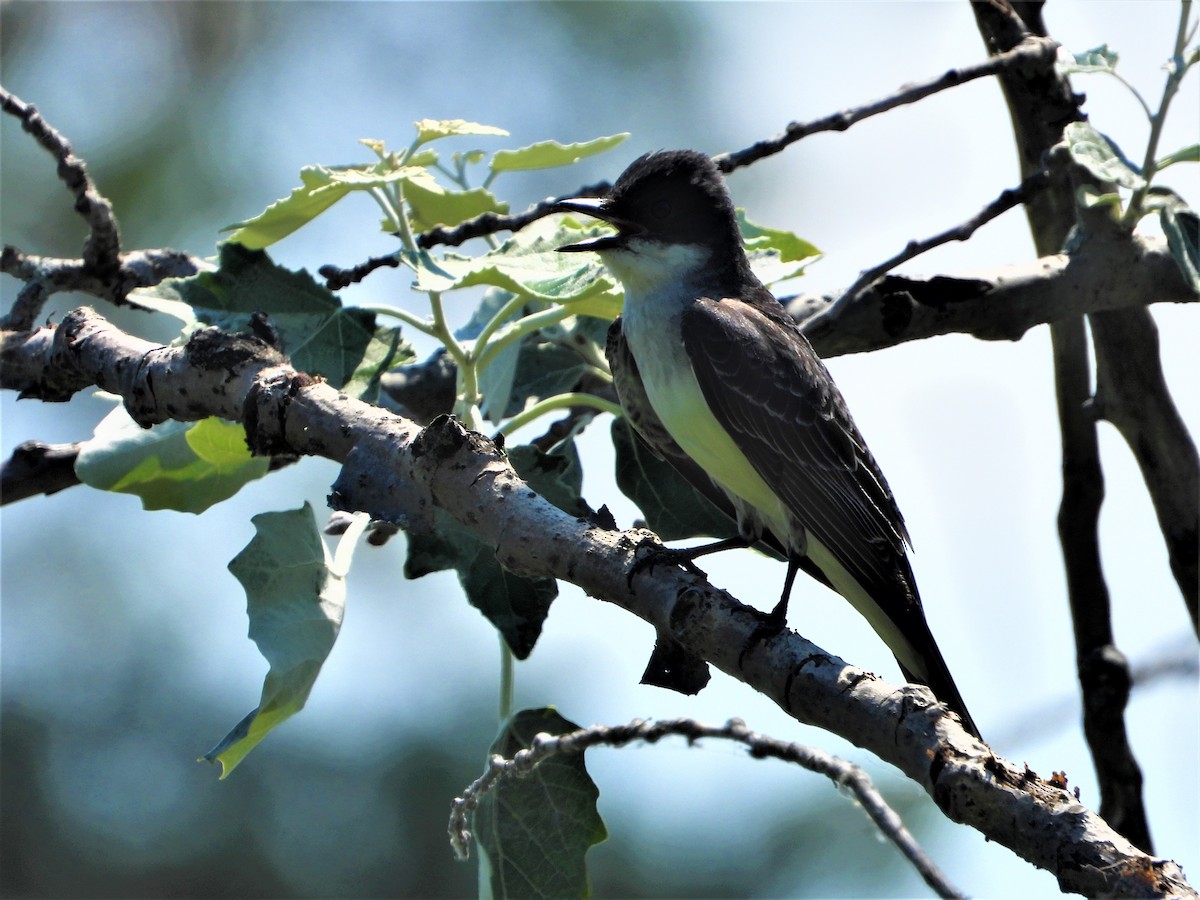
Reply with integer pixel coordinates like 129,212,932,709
598,239,710,301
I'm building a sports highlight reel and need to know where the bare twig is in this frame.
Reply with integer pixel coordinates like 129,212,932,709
448,717,964,899
1053,318,1152,853
1,246,203,330
318,252,401,290
0,86,121,284
804,168,1052,336
715,35,1059,171
1090,309,1199,628
413,181,612,250
0,89,204,329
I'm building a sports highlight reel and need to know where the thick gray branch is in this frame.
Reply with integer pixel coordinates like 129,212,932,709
0,307,1192,898
790,233,1196,357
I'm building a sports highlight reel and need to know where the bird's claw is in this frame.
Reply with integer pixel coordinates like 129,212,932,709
627,539,708,589
738,606,788,667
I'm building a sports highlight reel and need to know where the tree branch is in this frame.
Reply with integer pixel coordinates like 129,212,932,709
0,246,203,330
714,34,1060,171
0,307,1193,897
0,86,120,280
0,441,81,503
971,0,1159,854
788,232,1196,357
1090,307,1199,629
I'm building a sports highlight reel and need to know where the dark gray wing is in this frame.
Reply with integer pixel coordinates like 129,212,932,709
607,317,816,572
681,298,979,736
680,298,912,600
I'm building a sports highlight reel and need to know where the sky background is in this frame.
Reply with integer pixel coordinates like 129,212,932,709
2,2,1197,897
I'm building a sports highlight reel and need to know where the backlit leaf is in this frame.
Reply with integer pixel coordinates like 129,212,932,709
490,134,629,173
474,708,606,899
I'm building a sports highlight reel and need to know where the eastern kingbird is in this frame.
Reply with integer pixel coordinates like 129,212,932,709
555,150,979,737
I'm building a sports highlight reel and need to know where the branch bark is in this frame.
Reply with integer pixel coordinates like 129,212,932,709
1090,310,1199,627
0,441,81,503
788,233,1195,357
0,307,1193,898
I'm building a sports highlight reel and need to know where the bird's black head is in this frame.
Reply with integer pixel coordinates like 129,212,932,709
554,150,742,254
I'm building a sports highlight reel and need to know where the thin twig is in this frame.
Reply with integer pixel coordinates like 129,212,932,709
447,717,964,899
414,180,612,250
0,86,121,281
1,247,203,330
806,168,1052,334
714,35,1059,171
318,252,402,290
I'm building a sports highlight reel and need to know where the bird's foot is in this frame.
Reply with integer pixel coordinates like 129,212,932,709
738,604,788,667
627,537,708,589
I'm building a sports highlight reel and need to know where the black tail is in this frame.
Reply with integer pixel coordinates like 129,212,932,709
897,634,980,739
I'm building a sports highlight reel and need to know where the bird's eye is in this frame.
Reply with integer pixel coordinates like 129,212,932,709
651,198,671,219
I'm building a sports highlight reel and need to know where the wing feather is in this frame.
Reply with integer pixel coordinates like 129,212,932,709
680,298,914,609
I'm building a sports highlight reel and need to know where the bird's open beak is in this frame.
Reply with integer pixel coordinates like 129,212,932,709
553,198,641,252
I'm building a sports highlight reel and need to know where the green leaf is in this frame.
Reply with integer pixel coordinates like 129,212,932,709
611,417,741,543
165,243,413,402
224,163,428,249
1147,189,1200,292
75,407,270,513
1058,44,1119,75
490,133,629,174
204,504,365,778
404,179,509,232
1076,185,1124,211
415,119,509,144
1063,121,1146,190
223,167,352,249
1156,143,1200,171
474,708,607,900
738,212,822,263
498,315,612,423
405,215,623,317
739,211,822,286
455,289,528,422
508,441,591,519
455,149,487,166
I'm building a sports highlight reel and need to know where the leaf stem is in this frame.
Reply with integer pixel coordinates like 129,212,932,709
493,392,623,439
476,304,576,373
498,637,515,721
356,304,440,338
430,291,482,428
474,292,532,349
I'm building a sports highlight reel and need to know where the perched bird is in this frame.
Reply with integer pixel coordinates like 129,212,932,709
554,150,978,737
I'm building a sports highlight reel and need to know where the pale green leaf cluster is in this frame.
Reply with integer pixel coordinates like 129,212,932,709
1058,22,1198,289
1058,27,1199,235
